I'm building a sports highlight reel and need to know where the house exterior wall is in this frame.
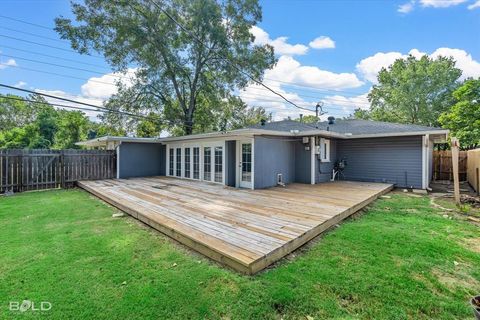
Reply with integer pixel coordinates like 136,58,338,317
294,141,311,184
254,136,296,189
118,142,165,179
336,136,423,188
225,140,236,187
316,139,337,183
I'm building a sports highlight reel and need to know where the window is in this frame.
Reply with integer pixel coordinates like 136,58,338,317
184,148,191,178
176,148,181,177
214,146,223,183
193,147,200,179
321,138,330,162
169,148,174,176
241,143,252,182
203,147,211,181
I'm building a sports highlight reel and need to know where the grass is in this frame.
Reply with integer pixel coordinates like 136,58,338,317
0,189,479,319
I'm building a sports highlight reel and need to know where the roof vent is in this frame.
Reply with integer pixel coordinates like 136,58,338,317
260,119,266,126
328,116,335,125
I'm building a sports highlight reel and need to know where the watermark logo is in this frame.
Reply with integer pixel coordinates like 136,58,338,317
9,300,51,312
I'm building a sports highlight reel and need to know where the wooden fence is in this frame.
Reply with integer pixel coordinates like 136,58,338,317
0,149,116,193
467,149,480,194
433,150,468,181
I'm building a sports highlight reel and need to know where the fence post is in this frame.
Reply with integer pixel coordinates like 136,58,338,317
18,154,23,192
451,137,461,205
60,151,65,189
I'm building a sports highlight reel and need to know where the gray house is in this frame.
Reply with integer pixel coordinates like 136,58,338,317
77,118,448,190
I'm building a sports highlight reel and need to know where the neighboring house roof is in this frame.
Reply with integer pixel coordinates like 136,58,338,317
77,119,448,147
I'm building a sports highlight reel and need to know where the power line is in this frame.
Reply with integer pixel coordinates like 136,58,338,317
1,53,132,81
0,34,104,58
0,45,111,69
0,84,147,119
0,26,67,43
3,52,366,106
0,14,53,30
7,65,119,86
0,14,368,97
148,0,314,113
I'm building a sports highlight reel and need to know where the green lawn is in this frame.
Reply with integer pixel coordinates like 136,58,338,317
1,189,479,319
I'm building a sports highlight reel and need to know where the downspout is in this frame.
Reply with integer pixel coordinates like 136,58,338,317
310,136,315,185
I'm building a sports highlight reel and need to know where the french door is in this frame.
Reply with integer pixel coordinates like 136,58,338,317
239,141,252,189
167,143,224,184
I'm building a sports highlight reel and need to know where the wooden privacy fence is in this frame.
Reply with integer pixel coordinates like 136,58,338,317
0,149,116,193
433,150,468,181
467,149,480,194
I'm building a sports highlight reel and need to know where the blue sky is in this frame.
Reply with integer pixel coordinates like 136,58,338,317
0,0,479,121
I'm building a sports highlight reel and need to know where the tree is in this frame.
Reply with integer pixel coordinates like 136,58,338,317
55,0,275,135
294,115,319,123
439,79,480,149
367,55,462,126
0,94,49,131
54,110,90,149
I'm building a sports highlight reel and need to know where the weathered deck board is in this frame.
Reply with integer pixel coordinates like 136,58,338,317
78,177,393,274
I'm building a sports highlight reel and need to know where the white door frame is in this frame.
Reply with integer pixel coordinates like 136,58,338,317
236,139,254,189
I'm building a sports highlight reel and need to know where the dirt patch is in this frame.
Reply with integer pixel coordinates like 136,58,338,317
462,238,480,254
432,267,480,291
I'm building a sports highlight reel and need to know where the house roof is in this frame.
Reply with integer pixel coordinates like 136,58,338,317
250,119,446,136
77,119,449,147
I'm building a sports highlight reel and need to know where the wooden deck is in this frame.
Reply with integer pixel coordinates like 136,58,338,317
78,177,393,274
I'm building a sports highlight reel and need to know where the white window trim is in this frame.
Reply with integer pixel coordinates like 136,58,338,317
166,140,225,185
320,138,331,163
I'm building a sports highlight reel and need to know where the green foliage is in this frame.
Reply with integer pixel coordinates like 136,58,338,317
1,190,479,319
294,115,320,123
54,110,90,149
439,79,480,148
55,0,276,135
0,93,117,149
365,55,462,125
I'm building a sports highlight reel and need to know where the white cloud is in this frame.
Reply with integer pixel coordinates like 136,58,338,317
420,0,467,7
80,68,136,100
309,36,335,49
357,48,480,83
14,81,27,88
430,48,480,79
250,26,309,56
268,55,364,90
36,68,137,121
239,56,364,119
321,93,370,113
468,0,480,9
356,52,404,83
398,1,415,13
0,58,17,69
36,89,105,120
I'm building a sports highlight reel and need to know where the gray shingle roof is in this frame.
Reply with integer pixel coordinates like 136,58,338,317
249,119,445,135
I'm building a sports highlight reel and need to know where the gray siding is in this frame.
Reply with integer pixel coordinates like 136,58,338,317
225,140,236,187
254,136,296,189
336,136,423,188
316,139,337,183
118,142,165,179
294,141,310,184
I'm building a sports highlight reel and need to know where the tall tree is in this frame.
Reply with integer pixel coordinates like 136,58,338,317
55,0,276,135
439,79,480,149
367,55,462,126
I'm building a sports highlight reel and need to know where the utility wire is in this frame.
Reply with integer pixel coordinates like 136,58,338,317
0,84,148,119
0,34,104,58
0,14,368,96
0,45,111,69
148,0,314,112
2,53,363,108
0,26,67,43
